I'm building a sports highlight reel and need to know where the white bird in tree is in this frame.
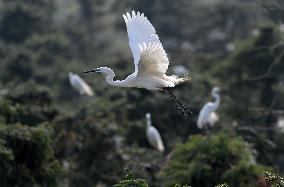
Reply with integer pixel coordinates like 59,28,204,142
146,113,165,152
84,11,190,117
197,87,221,129
68,72,94,96
277,117,284,132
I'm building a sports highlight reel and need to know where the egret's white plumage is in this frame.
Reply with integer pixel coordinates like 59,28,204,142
208,112,219,126
146,113,165,152
84,11,187,90
277,117,284,131
68,72,94,96
197,87,221,129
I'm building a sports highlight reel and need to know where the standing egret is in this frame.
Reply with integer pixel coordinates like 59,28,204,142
146,113,165,152
277,117,284,132
279,24,284,33
197,87,221,129
84,11,191,117
68,72,94,96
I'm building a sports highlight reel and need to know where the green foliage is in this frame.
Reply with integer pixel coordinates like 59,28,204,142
54,99,126,186
213,24,284,118
0,82,62,186
115,169,230,187
0,122,62,187
210,23,284,166
0,81,57,126
264,171,284,187
161,134,267,187
114,168,148,187
0,0,55,43
174,184,191,187
0,0,283,187
215,184,229,187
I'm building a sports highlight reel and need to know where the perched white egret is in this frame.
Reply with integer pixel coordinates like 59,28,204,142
277,117,284,132
68,72,94,96
84,11,187,91
146,113,165,152
279,24,284,33
197,87,221,129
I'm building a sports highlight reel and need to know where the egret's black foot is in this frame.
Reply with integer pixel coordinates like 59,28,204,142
158,87,192,119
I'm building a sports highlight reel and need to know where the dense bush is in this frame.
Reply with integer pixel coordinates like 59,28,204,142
161,134,267,187
114,169,149,187
0,122,62,187
0,82,62,187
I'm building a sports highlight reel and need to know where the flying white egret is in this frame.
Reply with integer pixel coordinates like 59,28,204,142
146,113,165,152
83,11,191,117
68,72,94,96
197,87,221,129
84,11,187,90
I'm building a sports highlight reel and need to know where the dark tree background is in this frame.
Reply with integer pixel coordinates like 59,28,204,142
0,0,283,186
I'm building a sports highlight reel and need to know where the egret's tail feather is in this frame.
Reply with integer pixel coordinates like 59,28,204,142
175,76,190,85
84,87,94,96
166,75,190,86
159,88,192,119
158,142,165,152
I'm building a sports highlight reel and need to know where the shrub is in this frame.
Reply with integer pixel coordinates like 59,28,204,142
161,133,268,187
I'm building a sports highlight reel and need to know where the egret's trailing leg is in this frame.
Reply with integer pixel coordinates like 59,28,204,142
159,87,192,119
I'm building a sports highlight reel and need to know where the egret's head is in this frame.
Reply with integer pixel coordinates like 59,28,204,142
84,67,113,75
211,87,221,95
146,113,151,119
146,113,151,127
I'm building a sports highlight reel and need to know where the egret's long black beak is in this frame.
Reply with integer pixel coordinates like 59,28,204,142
83,68,100,73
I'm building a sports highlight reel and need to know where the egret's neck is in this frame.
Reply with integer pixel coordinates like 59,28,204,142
146,116,152,128
104,69,125,87
212,93,220,110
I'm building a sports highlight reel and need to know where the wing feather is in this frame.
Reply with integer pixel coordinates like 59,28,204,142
123,11,161,73
138,42,169,76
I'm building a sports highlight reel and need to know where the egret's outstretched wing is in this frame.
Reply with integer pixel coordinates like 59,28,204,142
137,42,169,76
123,11,162,73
